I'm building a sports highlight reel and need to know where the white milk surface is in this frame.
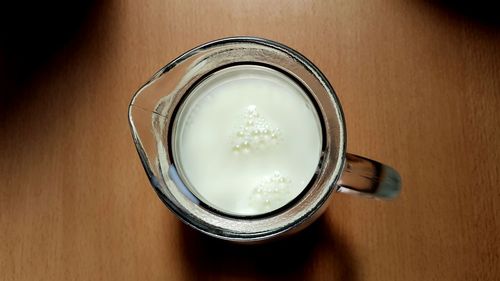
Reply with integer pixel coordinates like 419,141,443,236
174,65,322,216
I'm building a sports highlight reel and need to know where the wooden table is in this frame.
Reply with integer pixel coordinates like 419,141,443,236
1,1,499,280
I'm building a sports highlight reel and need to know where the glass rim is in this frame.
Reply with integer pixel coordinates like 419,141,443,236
128,36,347,241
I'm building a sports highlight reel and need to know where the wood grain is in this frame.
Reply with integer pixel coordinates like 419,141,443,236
1,1,499,280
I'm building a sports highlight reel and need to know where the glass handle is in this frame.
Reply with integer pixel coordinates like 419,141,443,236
336,153,401,199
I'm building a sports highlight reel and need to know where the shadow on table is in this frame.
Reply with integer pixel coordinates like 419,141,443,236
0,0,104,111
426,0,500,29
177,215,359,281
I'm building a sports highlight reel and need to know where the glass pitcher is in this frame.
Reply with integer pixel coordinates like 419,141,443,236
128,37,401,242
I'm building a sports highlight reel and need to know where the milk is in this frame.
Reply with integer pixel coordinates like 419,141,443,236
173,65,322,216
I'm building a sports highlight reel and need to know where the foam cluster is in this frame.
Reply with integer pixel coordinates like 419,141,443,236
231,105,281,153
249,171,292,212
